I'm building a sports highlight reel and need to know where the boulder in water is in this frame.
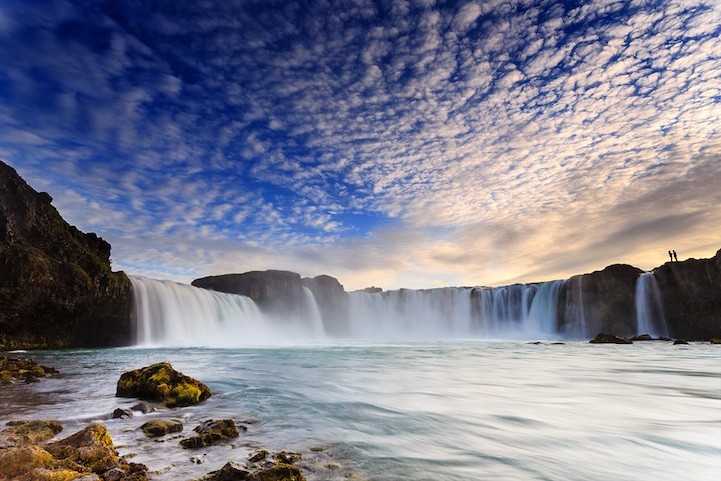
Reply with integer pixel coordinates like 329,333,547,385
116,362,211,408
711,338,721,344
179,419,241,449
630,334,654,341
0,445,55,478
2,420,63,446
140,420,183,438
673,339,689,345
589,333,633,344
0,356,58,383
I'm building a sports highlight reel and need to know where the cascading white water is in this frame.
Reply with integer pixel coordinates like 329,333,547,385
130,276,581,345
130,276,320,346
635,272,669,337
472,280,566,338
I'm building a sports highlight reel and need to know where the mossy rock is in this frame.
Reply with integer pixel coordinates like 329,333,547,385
46,424,118,474
0,445,55,478
15,467,95,481
180,419,240,449
116,362,211,407
253,463,306,481
273,452,302,464
3,420,63,445
140,420,183,438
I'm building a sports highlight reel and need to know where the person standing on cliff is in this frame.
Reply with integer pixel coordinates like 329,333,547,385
669,250,673,262
673,250,678,262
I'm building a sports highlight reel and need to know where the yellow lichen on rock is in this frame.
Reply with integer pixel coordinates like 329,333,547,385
116,362,211,407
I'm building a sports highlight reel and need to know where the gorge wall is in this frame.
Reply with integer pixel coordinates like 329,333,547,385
0,161,132,349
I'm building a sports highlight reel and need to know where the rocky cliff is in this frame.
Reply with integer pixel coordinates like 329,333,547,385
192,270,306,316
0,161,132,349
302,275,349,335
558,264,643,337
652,250,721,340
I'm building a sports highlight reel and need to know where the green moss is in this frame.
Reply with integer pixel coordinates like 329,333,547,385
116,362,211,407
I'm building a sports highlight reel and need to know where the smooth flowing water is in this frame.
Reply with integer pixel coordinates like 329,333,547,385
2,341,719,481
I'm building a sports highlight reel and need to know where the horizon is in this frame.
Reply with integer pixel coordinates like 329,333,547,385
1,0,720,291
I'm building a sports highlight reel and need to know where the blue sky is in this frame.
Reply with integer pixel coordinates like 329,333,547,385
1,0,719,290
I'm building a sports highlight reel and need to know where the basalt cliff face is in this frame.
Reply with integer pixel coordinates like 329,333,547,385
652,250,721,340
0,161,132,349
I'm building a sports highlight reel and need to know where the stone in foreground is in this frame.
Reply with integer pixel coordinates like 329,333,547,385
180,419,240,449
116,362,211,407
589,333,633,344
140,420,183,438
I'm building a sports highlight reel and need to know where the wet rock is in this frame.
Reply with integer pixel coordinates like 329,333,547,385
2,420,63,445
180,419,240,449
112,408,133,419
140,420,183,438
589,333,633,344
673,339,689,345
273,451,302,464
130,402,155,414
0,356,58,383
659,336,672,341
198,461,251,481
630,334,654,341
249,450,269,463
711,338,721,344
116,362,212,408
253,463,305,481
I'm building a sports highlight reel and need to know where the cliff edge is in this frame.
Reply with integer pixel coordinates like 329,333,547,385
0,161,132,349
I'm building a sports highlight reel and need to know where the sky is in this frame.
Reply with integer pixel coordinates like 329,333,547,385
0,0,719,291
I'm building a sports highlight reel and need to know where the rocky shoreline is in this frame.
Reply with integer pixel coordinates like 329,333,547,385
0,359,351,481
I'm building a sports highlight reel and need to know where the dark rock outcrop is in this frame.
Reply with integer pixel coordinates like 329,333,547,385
589,333,633,344
116,362,211,408
652,249,721,340
192,270,306,316
0,161,132,349
179,419,241,449
559,264,643,337
301,275,349,335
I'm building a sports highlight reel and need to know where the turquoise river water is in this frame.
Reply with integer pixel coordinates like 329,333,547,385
1,341,720,480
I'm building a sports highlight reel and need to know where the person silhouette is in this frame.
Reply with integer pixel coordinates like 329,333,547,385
669,250,673,262
672,250,678,262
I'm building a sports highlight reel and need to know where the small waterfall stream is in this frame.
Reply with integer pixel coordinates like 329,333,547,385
635,272,669,337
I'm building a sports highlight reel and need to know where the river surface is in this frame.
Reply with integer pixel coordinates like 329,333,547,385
1,341,720,480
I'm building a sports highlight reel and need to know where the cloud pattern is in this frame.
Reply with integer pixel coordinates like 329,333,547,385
0,0,719,289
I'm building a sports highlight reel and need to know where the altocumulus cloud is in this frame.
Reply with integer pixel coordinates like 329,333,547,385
0,0,719,289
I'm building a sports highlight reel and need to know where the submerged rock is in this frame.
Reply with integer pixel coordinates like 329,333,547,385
180,419,241,449
140,420,183,438
249,450,269,463
589,333,633,344
116,362,211,408
0,356,58,384
673,339,689,345
273,452,302,464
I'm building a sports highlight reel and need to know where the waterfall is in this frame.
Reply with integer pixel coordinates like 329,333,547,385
130,276,586,345
301,286,325,336
635,272,669,337
131,276,309,346
564,276,587,338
